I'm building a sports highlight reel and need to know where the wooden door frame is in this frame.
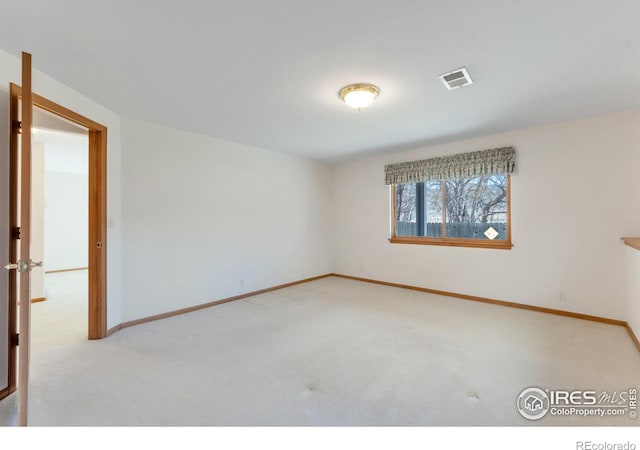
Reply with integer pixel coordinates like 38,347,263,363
9,83,108,341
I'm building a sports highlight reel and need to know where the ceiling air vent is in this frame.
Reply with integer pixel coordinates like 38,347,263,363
439,67,473,90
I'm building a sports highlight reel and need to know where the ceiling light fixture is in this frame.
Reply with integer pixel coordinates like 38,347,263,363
339,83,379,110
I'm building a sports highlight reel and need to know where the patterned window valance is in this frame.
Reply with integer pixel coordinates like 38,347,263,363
384,146,516,185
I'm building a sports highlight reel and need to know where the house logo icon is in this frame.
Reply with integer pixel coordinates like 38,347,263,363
525,395,543,411
517,387,550,420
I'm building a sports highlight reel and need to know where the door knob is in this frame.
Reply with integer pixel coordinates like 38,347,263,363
4,259,43,272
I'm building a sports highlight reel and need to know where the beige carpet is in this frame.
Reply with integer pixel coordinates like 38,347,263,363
1,272,639,426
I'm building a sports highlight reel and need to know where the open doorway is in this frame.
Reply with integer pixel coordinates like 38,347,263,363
31,108,89,340
7,83,107,351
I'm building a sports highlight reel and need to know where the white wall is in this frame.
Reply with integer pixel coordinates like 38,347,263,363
624,246,640,343
0,49,123,328
120,117,333,321
44,171,88,271
1,49,334,329
332,111,640,321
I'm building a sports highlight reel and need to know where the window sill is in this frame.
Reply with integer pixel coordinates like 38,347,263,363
389,236,513,250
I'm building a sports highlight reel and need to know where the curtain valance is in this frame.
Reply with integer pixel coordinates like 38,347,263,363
384,146,516,185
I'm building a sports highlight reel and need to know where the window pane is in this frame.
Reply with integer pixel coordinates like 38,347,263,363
444,175,507,240
395,181,442,237
424,180,442,237
395,183,417,236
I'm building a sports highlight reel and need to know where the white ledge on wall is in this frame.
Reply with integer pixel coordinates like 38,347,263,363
621,237,640,252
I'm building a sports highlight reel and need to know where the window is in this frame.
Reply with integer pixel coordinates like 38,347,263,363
391,174,512,249
385,147,515,249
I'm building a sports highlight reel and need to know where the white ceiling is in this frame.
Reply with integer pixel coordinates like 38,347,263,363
1,1,638,161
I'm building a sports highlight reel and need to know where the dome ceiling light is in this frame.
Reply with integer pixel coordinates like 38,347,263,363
339,83,380,110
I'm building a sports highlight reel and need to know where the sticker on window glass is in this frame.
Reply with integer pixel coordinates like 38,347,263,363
484,227,499,240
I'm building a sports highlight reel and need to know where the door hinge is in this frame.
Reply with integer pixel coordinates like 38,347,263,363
11,226,20,240
14,120,22,134
11,334,19,346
